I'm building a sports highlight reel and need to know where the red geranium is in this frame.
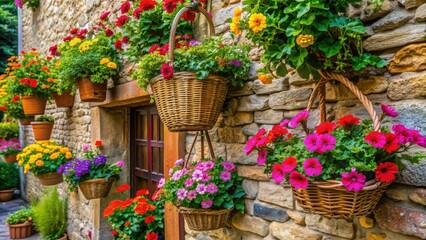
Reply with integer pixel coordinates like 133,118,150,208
151,189,162,201
337,114,360,129
121,1,131,14
114,40,123,50
316,122,335,134
103,200,123,217
182,11,195,22
100,11,111,20
116,184,131,193
11,95,20,102
0,106,7,111
159,43,169,55
136,189,149,196
162,0,177,13
63,36,72,41
144,215,155,224
111,230,117,235
132,7,143,19
145,232,158,240
160,64,173,79
70,28,78,35
105,29,114,37
29,79,38,88
116,15,129,27
122,36,130,44
148,44,160,53
140,0,157,11
95,140,103,147
383,133,399,153
134,202,150,215
375,162,398,183
120,198,135,209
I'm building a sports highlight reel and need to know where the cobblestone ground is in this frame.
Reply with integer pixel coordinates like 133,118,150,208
0,199,40,240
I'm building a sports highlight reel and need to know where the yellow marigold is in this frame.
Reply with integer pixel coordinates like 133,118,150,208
29,155,38,164
60,147,70,153
258,73,272,84
69,37,82,47
249,13,267,33
65,152,72,159
79,43,90,52
50,152,60,160
24,164,30,173
16,153,21,159
43,149,51,154
36,160,44,167
107,62,117,69
100,58,110,65
18,160,23,165
230,21,241,35
234,8,243,18
296,34,314,48
36,153,42,159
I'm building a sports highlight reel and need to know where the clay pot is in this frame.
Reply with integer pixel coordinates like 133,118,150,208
19,117,34,126
53,91,75,108
31,121,53,141
35,172,63,186
77,78,107,102
78,178,114,200
57,233,67,240
21,95,47,115
0,189,14,202
8,221,35,239
4,154,17,164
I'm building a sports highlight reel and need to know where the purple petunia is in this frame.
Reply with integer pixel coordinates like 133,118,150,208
229,60,242,67
220,171,231,181
201,172,211,182
175,158,184,166
192,170,203,181
184,178,194,188
221,162,235,171
158,178,165,188
196,184,207,194
187,190,197,200
176,188,188,200
206,183,218,194
94,155,107,165
203,161,215,171
74,160,91,179
189,40,200,46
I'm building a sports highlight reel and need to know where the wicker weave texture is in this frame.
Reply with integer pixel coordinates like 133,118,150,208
151,72,229,132
179,207,232,231
78,178,114,200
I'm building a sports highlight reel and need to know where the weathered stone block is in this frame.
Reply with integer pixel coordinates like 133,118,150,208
374,198,426,239
357,76,389,95
226,143,257,165
388,70,426,100
237,166,270,181
185,225,242,240
288,71,317,86
415,3,426,21
245,199,255,215
252,78,289,95
258,182,294,209
231,214,270,237
242,123,260,136
222,98,239,117
385,183,415,201
224,113,254,127
388,43,426,73
269,88,312,110
367,232,388,240
371,9,413,32
241,232,264,240
237,95,269,112
305,214,354,238
249,62,264,80
363,24,426,51
229,82,255,97
398,0,426,9
287,210,306,226
360,0,397,22
253,201,289,222
269,222,322,240
212,3,241,26
254,109,284,125
242,179,259,199
409,188,426,205
218,127,247,143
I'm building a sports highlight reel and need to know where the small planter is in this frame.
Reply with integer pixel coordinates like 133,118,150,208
21,95,47,115
78,178,115,200
178,207,233,231
4,154,17,164
31,121,53,141
53,91,75,108
35,172,63,186
77,78,107,102
57,233,67,240
0,189,14,202
19,117,34,126
8,222,35,239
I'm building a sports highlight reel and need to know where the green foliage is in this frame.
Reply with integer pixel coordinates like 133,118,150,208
0,121,19,139
0,161,19,190
6,207,33,225
238,0,386,78
22,0,40,10
135,37,251,90
0,0,18,73
32,187,67,240
34,115,54,122
0,94,29,120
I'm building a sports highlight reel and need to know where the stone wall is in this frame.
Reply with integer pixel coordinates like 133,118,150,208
19,0,426,239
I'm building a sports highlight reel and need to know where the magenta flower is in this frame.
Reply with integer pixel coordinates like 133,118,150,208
257,149,268,165
289,110,309,128
271,163,285,184
158,178,165,188
220,171,231,181
187,190,197,200
201,172,211,182
304,134,319,152
341,168,366,192
14,0,23,8
392,124,412,144
365,131,386,148
177,188,188,200
303,158,322,176
289,171,308,189
244,128,266,155
317,134,336,153
256,136,268,147
221,162,235,171
82,144,90,151
171,170,183,180
116,161,125,167
410,130,426,147
192,170,203,181
201,199,213,209
279,119,289,128
196,184,207,194
175,158,184,166
381,104,398,117
184,178,193,188
206,183,218,194
203,161,215,171
282,156,297,172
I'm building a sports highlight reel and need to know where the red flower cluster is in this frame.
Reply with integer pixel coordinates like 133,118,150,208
162,0,181,13
120,1,131,14
0,106,7,111
140,0,157,11
375,162,398,182
105,28,114,37
116,183,131,193
114,40,123,50
182,11,195,22
100,11,111,20
11,95,20,102
49,45,60,56
69,28,88,39
365,131,399,153
134,201,156,215
337,114,360,129
95,140,103,147
63,36,72,41
145,232,158,240
132,7,143,19
316,122,335,134
116,15,129,27
136,189,149,196
160,64,173,79
20,78,38,88
144,215,155,224
103,200,123,218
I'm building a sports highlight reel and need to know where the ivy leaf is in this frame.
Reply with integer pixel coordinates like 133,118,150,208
312,17,330,31
318,38,342,58
297,63,310,79
300,14,316,25
276,62,288,77
346,19,366,33
296,3,310,18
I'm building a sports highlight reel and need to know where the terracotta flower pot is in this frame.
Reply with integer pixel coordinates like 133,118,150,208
0,189,14,202
35,172,63,186
31,121,53,141
8,222,35,239
4,154,17,164
53,91,75,108
77,78,107,102
78,178,115,200
21,95,47,115
19,117,34,126
57,233,67,240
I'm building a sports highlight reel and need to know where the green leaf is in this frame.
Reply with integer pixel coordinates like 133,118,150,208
318,38,342,58
296,3,310,18
276,63,288,77
300,14,316,25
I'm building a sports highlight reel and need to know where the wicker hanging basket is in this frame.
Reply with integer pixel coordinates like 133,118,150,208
292,70,389,220
78,178,115,200
179,207,233,231
149,4,229,132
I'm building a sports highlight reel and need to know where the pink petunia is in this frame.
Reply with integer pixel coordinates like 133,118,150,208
392,124,412,144
175,158,184,166
221,162,235,171
187,190,197,200
201,199,213,209
381,104,398,117
244,128,266,155
184,178,193,188
192,170,203,181
195,184,207,194
279,119,289,128
257,149,268,165
271,163,285,184
201,172,211,182
304,134,319,152
282,156,297,172
341,168,366,192
256,136,268,148
289,171,308,189
206,183,218,194
289,110,309,128
157,178,165,188
317,134,336,153
176,188,187,200
410,130,426,147
364,131,386,148
220,171,231,181
303,158,322,176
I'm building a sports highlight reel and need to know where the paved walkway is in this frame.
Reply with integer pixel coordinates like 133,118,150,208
0,198,40,240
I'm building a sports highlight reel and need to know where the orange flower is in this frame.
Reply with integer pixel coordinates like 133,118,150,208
296,34,314,48
41,84,51,89
136,189,149,196
124,220,130,227
258,73,272,84
134,202,150,215
103,200,122,218
116,184,131,193
47,78,56,83
120,198,134,209
41,66,49,71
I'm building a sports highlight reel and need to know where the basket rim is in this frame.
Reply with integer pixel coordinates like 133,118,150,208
79,177,115,185
295,179,388,191
150,71,230,86
178,207,233,215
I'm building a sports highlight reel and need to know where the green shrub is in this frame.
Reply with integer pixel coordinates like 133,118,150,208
0,162,19,190
0,121,19,139
6,207,33,225
34,115,54,122
32,187,67,240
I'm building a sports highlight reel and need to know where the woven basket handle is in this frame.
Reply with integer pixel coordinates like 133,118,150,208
168,2,216,63
306,70,381,132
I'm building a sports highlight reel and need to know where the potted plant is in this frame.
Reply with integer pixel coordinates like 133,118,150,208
0,138,21,164
6,207,35,239
163,157,245,230
31,115,54,141
0,162,19,201
245,100,426,219
55,26,122,102
32,186,68,240
0,94,34,125
14,0,40,11
4,50,55,115
104,186,165,239
59,140,124,200
17,140,72,186
0,121,19,140
47,57,76,108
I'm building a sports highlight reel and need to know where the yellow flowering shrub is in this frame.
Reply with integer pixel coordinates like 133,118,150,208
17,140,72,175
